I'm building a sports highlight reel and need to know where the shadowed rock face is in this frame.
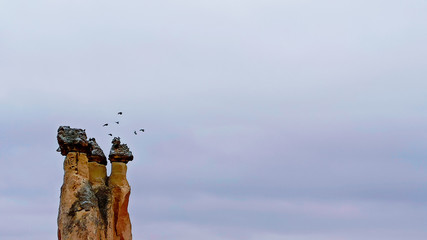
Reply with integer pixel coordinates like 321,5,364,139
109,137,133,163
88,138,107,165
57,126,89,156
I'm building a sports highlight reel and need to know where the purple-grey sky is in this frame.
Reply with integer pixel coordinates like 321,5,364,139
1,0,427,239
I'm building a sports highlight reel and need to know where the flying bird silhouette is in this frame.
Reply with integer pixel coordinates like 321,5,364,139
103,123,108,127
134,131,137,135
139,129,144,132
115,121,119,124
108,133,113,136
118,112,123,115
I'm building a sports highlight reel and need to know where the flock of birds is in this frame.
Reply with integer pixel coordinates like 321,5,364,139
103,112,145,136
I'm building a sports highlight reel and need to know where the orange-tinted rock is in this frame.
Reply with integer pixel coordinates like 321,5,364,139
108,162,132,240
57,126,134,240
58,152,106,240
108,137,133,240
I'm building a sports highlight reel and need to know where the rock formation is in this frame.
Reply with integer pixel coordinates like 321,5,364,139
108,137,133,240
57,126,133,240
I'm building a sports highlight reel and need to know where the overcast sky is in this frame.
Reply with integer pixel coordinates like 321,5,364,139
1,0,427,239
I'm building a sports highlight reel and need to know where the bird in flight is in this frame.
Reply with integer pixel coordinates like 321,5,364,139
118,112,123,115
108,133,113,136
134,131,137,135
115,121,119,124
139,129,144,132
103,123,108,127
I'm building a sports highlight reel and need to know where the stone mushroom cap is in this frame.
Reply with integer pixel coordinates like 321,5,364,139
57,126,89,156
88,138,107,165
108,137,133,163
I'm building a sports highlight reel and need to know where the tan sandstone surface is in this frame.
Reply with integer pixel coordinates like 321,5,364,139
57,126,133,240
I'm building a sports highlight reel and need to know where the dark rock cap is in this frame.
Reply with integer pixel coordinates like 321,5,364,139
57,126,89,156
88,138,107,165
108,137,133,163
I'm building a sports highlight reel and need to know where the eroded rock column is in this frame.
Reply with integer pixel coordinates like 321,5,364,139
57,126,106,240
88,138,111,239
108,137,133,240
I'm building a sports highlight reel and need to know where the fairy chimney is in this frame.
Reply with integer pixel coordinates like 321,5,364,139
56,126,133,240
108,137,133,240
